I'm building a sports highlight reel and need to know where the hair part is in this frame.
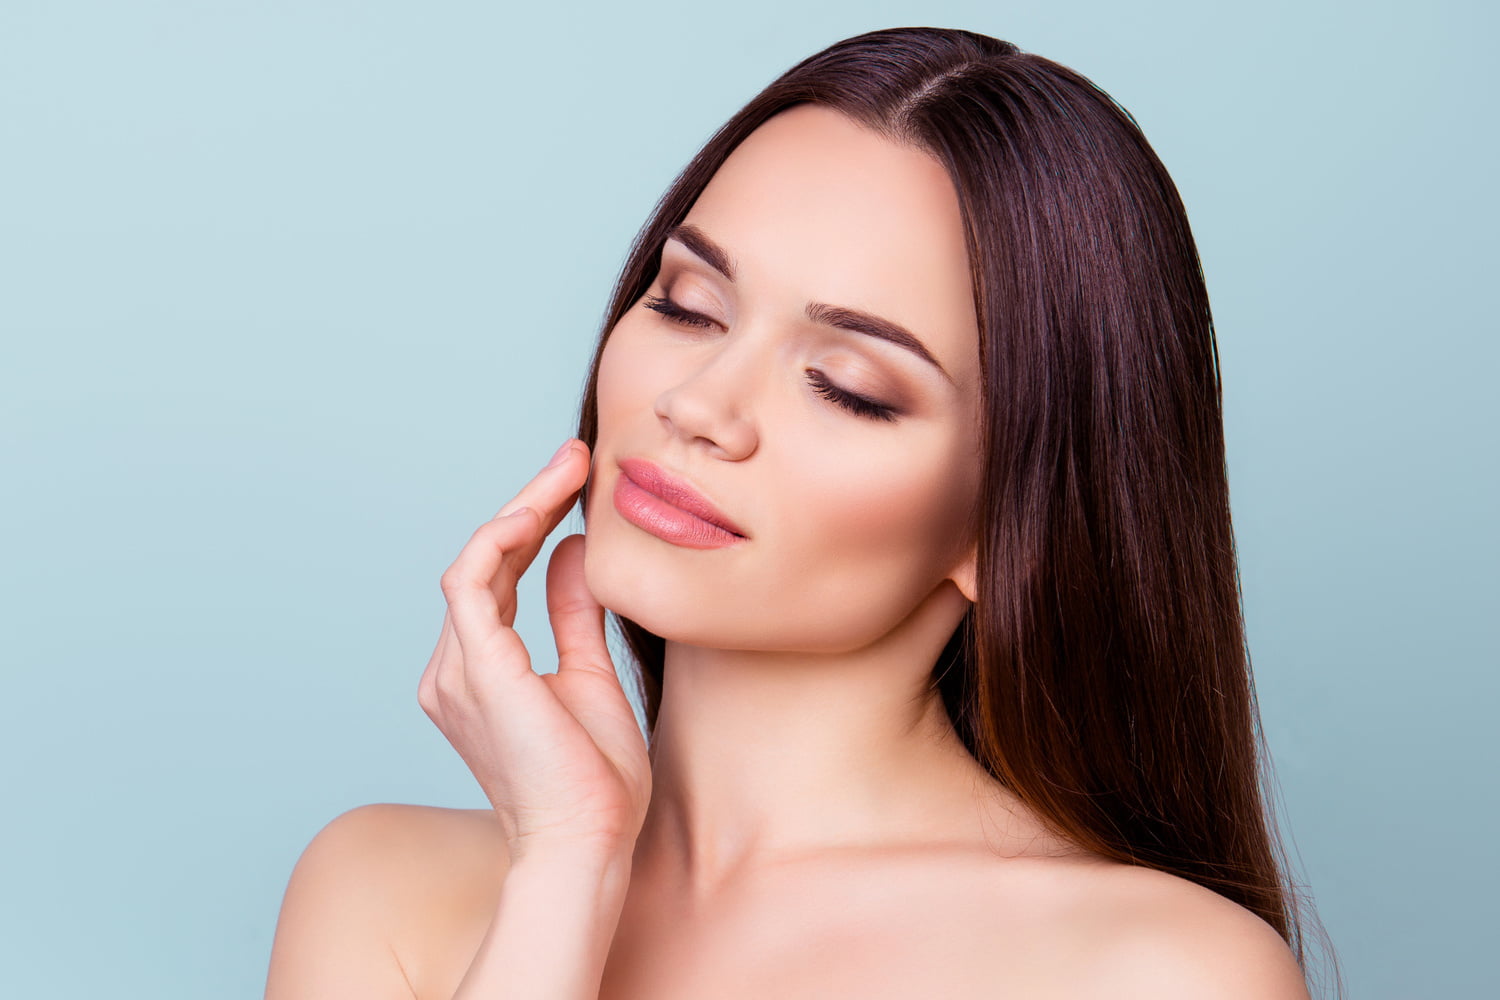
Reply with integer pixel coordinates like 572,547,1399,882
574,26,1341,996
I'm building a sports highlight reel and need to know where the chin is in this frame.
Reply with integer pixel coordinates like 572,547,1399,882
581,535,895,654
581,529,728,646
581,521,664,622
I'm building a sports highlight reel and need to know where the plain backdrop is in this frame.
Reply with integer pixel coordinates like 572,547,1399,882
1,2,1493,997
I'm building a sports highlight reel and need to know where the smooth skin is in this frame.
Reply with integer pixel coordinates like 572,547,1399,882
264,106,1311,999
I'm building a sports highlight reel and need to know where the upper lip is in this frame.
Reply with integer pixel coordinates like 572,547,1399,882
618,457,748,538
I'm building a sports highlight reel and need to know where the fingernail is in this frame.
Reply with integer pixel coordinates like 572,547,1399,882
503,505,532,518
545,440,574,469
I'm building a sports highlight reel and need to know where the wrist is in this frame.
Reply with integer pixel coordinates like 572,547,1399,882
454,836,634,1000
508,835,635,879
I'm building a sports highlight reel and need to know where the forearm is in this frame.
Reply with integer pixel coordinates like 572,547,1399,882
451,845,632,1000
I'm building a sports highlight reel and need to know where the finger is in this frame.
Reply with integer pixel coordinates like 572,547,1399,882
441,508,538,663
456,622,534,701
435,618,534,710
422,611,464,709
417,609,454,715
505,484,584,591
430,614,470,710
480,441,592,596
492,439,588,518
543,535,645,778
545,534,613,682
493,440,591,545
487,548,524,629
464,516,530,631
426,609,452,669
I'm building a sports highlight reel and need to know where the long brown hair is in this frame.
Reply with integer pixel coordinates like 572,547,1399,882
574,26,1338,994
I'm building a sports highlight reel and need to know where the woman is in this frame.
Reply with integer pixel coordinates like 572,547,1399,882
265,27,1337,999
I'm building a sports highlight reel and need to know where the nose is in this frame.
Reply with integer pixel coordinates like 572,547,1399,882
653,336,759,460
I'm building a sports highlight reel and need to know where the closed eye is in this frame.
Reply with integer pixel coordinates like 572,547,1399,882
640,293,901,423
804,369,899,422
642,292,714,330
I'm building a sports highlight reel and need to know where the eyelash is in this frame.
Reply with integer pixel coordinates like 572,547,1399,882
641,293,899,423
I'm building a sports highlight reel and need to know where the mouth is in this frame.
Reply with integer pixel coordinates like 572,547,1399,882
612,458,748,549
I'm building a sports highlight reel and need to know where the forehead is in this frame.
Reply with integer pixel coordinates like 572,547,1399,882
678,104,979,386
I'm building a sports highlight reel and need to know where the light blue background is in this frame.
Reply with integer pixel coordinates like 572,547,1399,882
2,2,1493,997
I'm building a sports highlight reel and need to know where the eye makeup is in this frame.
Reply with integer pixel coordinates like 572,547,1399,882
640,292,901,423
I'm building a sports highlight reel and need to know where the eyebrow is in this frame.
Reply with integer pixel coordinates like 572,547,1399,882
663,223,954,384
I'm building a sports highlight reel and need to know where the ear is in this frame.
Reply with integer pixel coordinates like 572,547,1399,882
948,540,978,604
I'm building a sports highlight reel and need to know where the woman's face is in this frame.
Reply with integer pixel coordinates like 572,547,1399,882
584,104,983,653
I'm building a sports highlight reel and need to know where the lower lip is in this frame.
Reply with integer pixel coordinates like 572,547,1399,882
612,471,746,549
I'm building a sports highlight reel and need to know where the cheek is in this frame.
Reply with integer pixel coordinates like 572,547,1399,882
793,441,967,571
592,332,634,430
746,437,972,649
583,325,701,624
593,322,668,437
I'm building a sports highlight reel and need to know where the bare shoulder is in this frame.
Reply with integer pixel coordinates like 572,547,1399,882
1056,861,1311,999
308,802,507,881
287,802,508,912
265,803,509,1000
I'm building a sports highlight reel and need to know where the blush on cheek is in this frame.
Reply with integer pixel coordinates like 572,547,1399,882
798,454,955,550
754,457,963,637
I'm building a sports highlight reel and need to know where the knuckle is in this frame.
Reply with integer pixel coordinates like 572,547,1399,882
481,513,529,544
435,671,467,707
475,517,509,540
439,566,465,598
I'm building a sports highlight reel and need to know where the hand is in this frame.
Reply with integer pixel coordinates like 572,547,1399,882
418,439,651,863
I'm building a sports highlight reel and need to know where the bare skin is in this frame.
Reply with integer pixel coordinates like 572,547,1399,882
268,802,1308,999
265,105,1311,998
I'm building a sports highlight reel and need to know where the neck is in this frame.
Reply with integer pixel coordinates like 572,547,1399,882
627,581,1043,899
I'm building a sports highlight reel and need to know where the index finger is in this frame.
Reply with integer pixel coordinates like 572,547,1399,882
491,438,591,573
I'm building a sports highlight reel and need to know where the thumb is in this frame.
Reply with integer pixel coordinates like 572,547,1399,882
546,534,613,680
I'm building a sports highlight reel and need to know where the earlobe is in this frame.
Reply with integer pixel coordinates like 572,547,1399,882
950,544,978,604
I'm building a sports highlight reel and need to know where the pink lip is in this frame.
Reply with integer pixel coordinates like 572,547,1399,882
613,458,747,549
